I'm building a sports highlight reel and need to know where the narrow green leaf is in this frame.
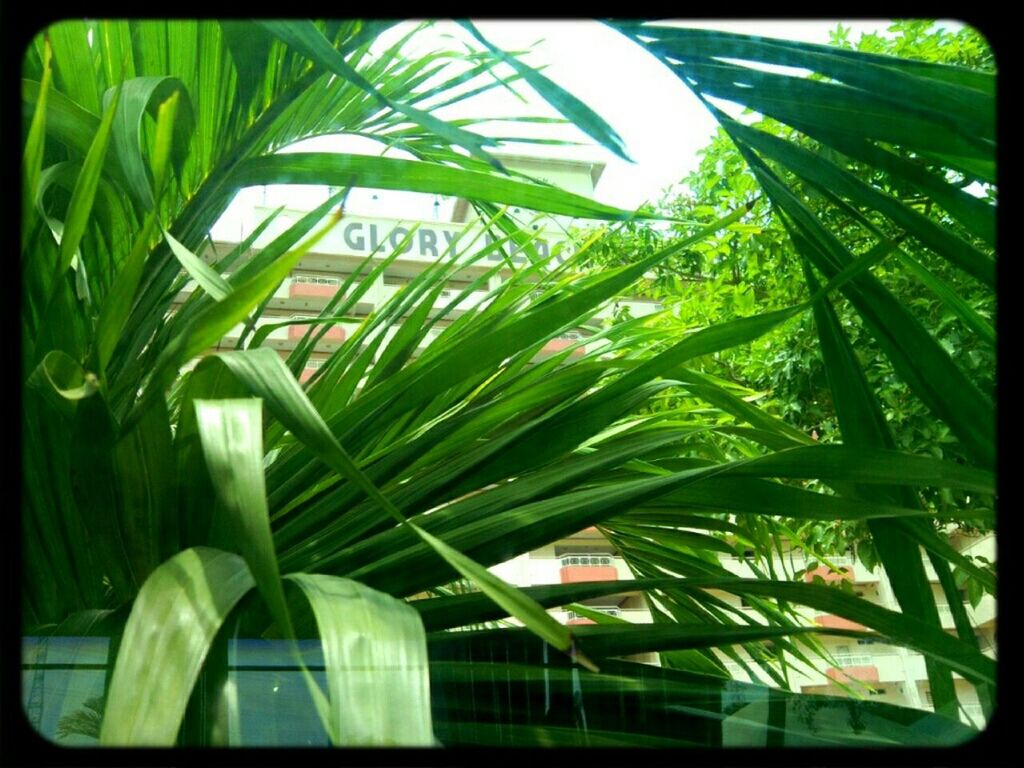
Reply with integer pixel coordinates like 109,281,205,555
163,228,231,301
47,21,102,113
94,208,160,377
724,115,993,287
750,156,994,468
452,623,852,661
672,366,812,446
26,350,99,417
126,210,344,430
193,399,291,636
230,153,642,221
102,76,195,209
114,396,176,585
285,574,434,746
202,348,591,668
99,547,255,745
637,26,993,140
218,21,275,113
799,256,959,716
626,22,995,94
895,249,994,347
650,476,955,521
22,77,101,159
680,57,993,177
56,81,121,279
22,41,53,250
415,525,590,669
257,21,503,170
459,21,632,162
150,90,180,203
680,579,995,687
69,396,138,601
891,518,996,593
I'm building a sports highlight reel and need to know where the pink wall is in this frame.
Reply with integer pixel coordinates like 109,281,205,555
560,566,618,584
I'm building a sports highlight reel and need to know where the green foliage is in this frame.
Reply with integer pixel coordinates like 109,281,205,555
22,19,995,748
573,21,996,557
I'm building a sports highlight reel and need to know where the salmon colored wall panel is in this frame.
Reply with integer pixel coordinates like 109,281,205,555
289,282,337,298
804,565,855,583
289,324,345,342
560,566,618,584
815,614,867,631
826,665,879,684
541,339,585,358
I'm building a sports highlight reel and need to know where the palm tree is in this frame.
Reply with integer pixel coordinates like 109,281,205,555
21,19,994,747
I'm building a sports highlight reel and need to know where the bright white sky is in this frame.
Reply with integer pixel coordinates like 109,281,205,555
215,19,923,240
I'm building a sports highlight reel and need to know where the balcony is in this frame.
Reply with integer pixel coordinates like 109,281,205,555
561,607,645,626
561,566,617,583
541,337,585,359
559,554,618,584
804,565,854,584
288,324,345,342
826,663,880,684
814,614,866,631
289,280,339,299
937,594,996,630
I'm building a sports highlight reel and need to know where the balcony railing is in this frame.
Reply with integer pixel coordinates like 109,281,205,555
560,555,614,568
828,554,855,566
288,321,345,342
834,653,874,667
289,277,340,299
